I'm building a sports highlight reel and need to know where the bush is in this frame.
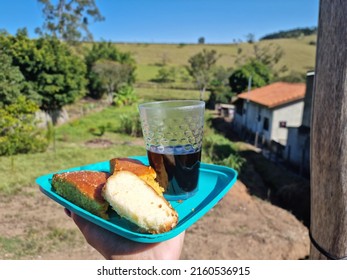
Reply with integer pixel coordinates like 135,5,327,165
203,134,245,172
118,113,143,137
0,96,48,156
113,85,138,107
153,66,177,83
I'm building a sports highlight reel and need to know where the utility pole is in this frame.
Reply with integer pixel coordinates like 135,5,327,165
310,0,347,259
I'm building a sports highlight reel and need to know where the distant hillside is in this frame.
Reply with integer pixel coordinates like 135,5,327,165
260,27,317,40
113,35,316,85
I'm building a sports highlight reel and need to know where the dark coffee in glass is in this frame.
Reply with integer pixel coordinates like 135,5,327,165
138,100,205,200
147,145,201,198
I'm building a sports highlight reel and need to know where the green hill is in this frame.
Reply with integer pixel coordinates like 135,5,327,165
112,35,317,85
260,27,317,40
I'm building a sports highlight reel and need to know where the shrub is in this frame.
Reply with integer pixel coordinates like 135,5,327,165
113,85,138,107
203,134,245,172
0,96,48,156
118,113,142,137
153,66,177,83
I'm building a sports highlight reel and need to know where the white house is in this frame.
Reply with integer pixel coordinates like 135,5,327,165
233,82,306,147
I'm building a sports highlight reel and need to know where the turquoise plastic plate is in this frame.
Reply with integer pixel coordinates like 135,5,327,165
36,156,238,243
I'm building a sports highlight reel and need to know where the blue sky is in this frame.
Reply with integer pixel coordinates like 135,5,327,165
0,0,319,43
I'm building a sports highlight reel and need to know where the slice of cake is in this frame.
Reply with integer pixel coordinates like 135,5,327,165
103,171,178,234
52,171,110,219
110,158,164,196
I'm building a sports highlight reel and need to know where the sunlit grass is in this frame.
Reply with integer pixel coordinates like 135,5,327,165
114,37,316,84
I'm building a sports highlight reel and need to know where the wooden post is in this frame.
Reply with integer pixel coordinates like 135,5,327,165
310,0,347,259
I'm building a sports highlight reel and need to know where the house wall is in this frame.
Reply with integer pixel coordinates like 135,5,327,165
233,99,304,146
271,100,304,145
286,127,310,174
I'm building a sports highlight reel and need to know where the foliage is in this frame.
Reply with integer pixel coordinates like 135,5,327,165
208,90,234,107
153,66,177,83
0,96,48,156
0,52,36,107
113,85,138,107
209,66,233,93
229,60,272,94
85,41,136,99
118,113,143,137
246,33,255,43
186,49,220,100
276,71,306,83
198,37,205,44
206,66,234,108
203,134,245,172
92,60,134,104
253,43,284,68
235,42,286,79
0,31,87,116
260,27,317,40
36,0,104,43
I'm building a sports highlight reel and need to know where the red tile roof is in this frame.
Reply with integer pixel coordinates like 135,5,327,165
237,82,306,108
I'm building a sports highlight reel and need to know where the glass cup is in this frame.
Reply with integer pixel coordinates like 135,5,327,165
138,100,205,200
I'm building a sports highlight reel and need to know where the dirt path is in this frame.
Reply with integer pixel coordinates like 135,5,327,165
0,179,309,260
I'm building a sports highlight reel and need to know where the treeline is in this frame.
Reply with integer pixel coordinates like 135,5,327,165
260,27,317,40
0,29,137,156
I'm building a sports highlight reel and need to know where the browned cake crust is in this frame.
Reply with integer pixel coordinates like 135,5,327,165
52,171,110,218
110,158,156,177
110,158,164,195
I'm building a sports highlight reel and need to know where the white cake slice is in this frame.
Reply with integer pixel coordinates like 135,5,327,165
103,171,178,234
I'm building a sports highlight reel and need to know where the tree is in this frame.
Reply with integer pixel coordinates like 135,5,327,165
207,66,234,107
36,0,104,43
246,33,255,44
310,0,347,260
235,42,285,78
229,60,272,94
198,37,205,44
253,43,284,69
0,31,87,123
186,49,220,100
92,60,134,104
85,41,136,99
154,66,177,83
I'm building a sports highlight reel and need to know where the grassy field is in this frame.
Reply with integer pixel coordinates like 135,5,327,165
0,88,211,195
114,35,317,83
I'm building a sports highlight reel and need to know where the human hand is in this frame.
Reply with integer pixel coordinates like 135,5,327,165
64,208,185,260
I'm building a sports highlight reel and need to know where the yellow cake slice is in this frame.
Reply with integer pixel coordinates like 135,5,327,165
102,171,178,234
52,171,110,219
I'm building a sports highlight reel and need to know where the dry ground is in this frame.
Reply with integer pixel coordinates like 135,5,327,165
0,179,309,260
